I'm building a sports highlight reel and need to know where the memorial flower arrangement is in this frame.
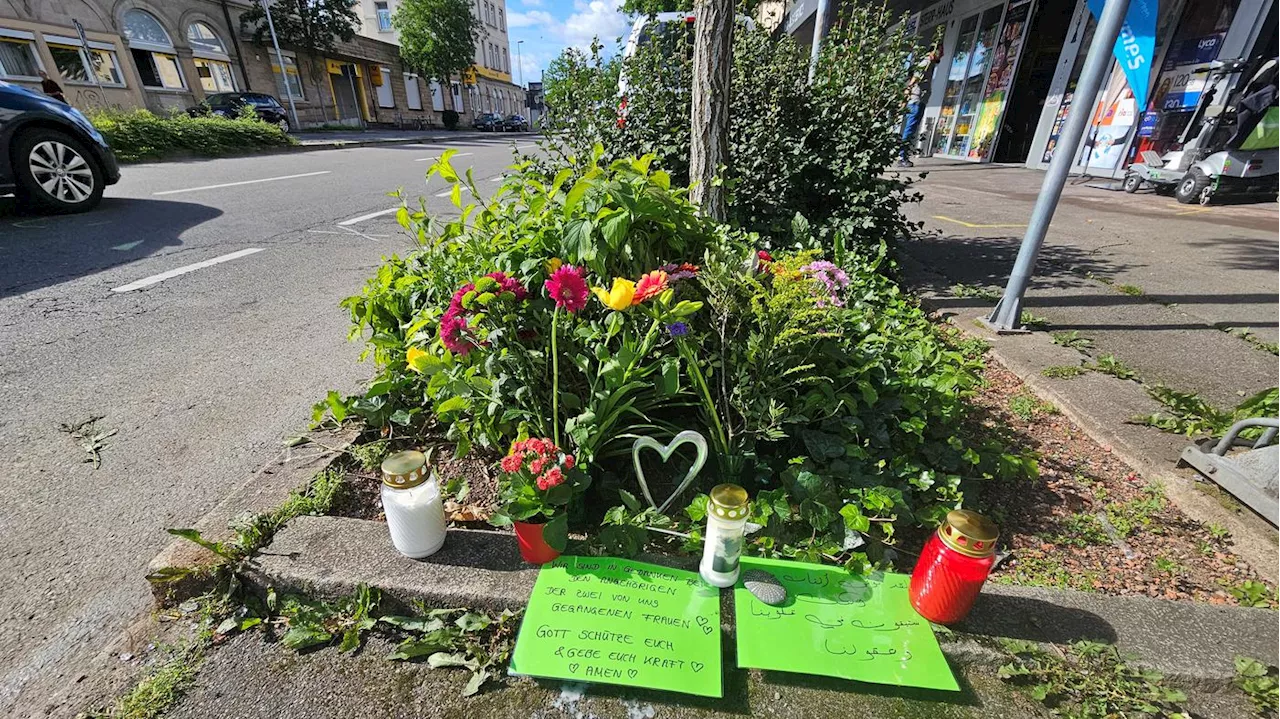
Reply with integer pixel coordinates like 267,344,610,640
337,149,1036,573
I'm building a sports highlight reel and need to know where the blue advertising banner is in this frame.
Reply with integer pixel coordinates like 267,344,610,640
1086,0,1158,111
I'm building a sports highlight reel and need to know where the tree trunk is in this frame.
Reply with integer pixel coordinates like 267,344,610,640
689,0,733,221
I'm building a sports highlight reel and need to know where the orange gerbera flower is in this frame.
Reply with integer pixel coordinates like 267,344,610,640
632,270,669,304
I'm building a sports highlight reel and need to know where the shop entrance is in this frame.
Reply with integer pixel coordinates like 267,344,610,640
328,62,365,125
993,0,1075,162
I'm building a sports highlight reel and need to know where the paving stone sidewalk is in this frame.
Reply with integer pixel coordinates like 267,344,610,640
897,158,1278,576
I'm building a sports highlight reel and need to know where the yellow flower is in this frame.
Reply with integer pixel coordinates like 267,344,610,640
544,257,563,274
406,346,429,372
592,278,636,311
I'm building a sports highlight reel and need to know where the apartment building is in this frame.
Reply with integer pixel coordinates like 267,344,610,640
0,0,453,129
355,0,525,118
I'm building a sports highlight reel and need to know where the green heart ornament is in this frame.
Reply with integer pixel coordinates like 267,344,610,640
632,430,708,514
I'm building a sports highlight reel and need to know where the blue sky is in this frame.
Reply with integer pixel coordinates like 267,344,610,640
504,0,632,86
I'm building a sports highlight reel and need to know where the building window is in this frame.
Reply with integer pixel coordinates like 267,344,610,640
46,39,124,85
429,79,445,110
187,23,235,92
0,34,41,79
405,73,422,110
123,9,185,89
194,58,235,92
186,22,226,55
499,8,504,31
376,65,394,107
271,53,304,101
502,47,508,73
375,2,393,32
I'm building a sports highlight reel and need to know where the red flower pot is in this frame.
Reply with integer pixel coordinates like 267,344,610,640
513,520,561,565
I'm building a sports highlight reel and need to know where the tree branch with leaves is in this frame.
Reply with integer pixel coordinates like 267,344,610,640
394,0,485,113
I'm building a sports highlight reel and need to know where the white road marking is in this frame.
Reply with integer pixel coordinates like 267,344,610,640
110,248,264,293
112,240,144,252
152,171,331,196
415,152,473,162
434,185,472,198
338,206,400,225
306,229,390,238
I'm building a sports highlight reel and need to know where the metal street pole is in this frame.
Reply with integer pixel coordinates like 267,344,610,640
807,0,829,84
517,40,524,89
987,0,1131,331
260,0,300,131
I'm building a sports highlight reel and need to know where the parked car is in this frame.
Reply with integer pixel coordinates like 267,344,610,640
503,114,529,132
472,112,504,131
0,80,120,213
187,92,292,132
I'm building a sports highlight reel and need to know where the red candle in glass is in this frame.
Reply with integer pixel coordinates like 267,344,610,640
909,509,999,625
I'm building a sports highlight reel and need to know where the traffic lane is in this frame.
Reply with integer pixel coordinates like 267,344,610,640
0,228,382,715
0,140,528,303
0,150,529,714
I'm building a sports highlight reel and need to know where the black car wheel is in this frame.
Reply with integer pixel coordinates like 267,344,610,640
12,128,104,213
1174,167,1212,205
276,118,290,133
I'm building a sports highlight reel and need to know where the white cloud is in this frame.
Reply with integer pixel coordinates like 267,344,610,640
520,0,544,6
561,0,629,50
508,9,554,28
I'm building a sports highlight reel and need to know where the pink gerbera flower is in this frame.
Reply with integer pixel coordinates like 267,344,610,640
439,311,475,355
544,265,589,314
486,271,529,300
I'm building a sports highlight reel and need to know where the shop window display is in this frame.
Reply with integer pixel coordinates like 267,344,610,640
932,5,1004,157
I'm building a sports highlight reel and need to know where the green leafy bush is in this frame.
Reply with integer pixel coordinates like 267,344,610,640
442,109,460,130
87,108,294,163
538,4,922,247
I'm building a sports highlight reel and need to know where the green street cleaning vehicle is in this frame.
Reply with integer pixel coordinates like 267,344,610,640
1124,56,1278,205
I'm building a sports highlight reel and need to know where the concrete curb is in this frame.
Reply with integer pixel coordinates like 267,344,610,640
895,252,1279,583
250,515,1278,687
144,426,358,604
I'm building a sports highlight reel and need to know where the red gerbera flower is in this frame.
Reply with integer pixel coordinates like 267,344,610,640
544,265,589,314
632,270,669,304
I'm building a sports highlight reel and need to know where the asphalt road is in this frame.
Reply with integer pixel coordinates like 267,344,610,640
0,136,534,716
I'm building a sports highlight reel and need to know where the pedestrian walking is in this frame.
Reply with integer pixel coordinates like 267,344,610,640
39,71,67,104
900,42,942,167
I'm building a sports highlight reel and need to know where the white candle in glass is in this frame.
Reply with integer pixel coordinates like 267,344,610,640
380,451,448,558
700,483,748,588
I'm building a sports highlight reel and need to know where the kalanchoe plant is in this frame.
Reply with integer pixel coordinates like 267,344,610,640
489,438,591,551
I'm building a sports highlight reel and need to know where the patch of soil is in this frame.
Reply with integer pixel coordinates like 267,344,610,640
966,359,1274,607
330,447,500,529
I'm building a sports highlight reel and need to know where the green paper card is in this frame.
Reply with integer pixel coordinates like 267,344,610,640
509,556,722,697
734,556,958,691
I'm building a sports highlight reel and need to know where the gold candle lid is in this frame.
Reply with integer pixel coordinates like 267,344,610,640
708,483,748,521
381,450,428,489
938,509,998,558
